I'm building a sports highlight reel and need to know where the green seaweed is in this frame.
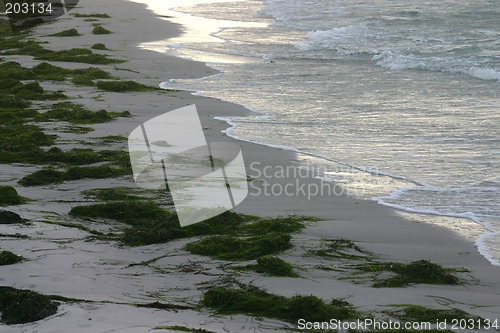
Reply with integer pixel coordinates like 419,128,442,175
0,286,58,324
356,260,461,288
0,210,24,224
312,239,372,260
69,201,170,223
97,135,128,143
0,61,112,85
0,251,23,265
0,186,28,206
83,187,144,201
69,200,312,249
135,302,192,311
185,233,293,260
91,43,108,50
74,13,111,18
19,165,130,186
243,215,314,234
92,25,112,35
43,147,130,166
201,286,356,322
32,62,71,81
18,169,64,186
39,102,129,124
0,37,124,64
96,80,157,92
71,67,113,86
49,28,81,37
0,77,66,101
0,61,35,80
0,124,55,164
241,256,299,277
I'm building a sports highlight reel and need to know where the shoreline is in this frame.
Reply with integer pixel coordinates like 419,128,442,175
0,0,499,331
153,1,499,268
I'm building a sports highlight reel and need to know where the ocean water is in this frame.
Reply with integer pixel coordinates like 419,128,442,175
151,0,499,265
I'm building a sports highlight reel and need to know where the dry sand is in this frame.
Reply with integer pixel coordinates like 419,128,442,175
1,0,499,332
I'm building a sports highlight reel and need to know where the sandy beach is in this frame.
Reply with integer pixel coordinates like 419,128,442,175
1,0,499,332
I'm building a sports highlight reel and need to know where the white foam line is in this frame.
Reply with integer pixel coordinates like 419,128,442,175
476,232,500,267
375,199,484,225
214,116,424,186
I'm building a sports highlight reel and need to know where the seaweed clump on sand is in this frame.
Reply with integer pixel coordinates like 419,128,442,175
0,210,24,224
239,255,299,277
0,186,28,206
69,201,314,254
39,102,129,124
49,28,81,37
95,80,157,92
0,251,23,265
356,260,461,287
74,13,111,18
185,233,293,261
92,25,112,35
0,287,58,324
201,285,356,323
0,36,124,64
91,43,108,50
19,165,131,186
311,239,373,260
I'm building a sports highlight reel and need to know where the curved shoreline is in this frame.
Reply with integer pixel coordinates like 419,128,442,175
153,1,499,267
0,0,499,330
